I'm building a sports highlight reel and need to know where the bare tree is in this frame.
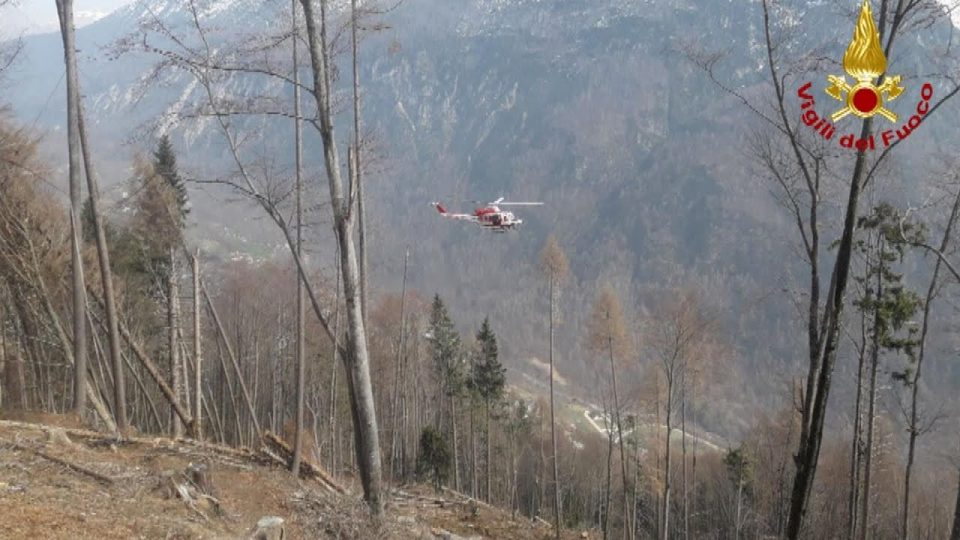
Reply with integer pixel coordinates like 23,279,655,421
540,234,568,538
0,121,116,429
351,0,368,323
168,250,183,438
53,0,90,422
298,0,383,512
290,0,307,478
898,183,960,539
57,0,129,431
587,286,632,539
192,250,202,439
645,289,712,540
129,0,384,510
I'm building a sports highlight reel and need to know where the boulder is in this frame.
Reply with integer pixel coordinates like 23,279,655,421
250,516,285,540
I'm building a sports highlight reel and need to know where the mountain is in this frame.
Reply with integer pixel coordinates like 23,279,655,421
3,0,960,439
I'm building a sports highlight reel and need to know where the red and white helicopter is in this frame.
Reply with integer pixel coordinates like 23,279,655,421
434,197,544,232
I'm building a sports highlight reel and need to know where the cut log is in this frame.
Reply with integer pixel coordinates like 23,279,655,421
440,486,497,511
12,442,113,485
262,431,345,494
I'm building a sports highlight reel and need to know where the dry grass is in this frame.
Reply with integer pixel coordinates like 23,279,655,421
0,415,597,539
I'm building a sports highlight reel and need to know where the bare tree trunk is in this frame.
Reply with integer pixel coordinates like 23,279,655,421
290,0,306,476
70,67,127,431
121,347,161,433
655,375,662,540
390,249,409,479
201,283,260,436
486,403,492,503
951,456,960,540
847,309,867,540
681,379,688,540
0,303,27,411
470,393,477,498
549,276,562,538
328,244,341,476
180,327,192,431
663,373,674,540
857,262,882,540
169,251,183,439
54,0,88,419
631,426,641,540
903,188,960,539
510,428,518,518
735,464,744,539
603,394,613,540
192,251,202,439
74,119,124,428
452,396,461,491
690,382,698,537
90,294,192,430
299,0,382,511
607,335,629,539
350,0,367,323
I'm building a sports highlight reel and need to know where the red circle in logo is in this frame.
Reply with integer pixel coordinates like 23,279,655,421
852,87,879,114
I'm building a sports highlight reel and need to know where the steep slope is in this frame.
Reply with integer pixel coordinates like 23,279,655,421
0,416,588,538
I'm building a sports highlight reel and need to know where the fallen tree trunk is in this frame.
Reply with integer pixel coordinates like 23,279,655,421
11,441,114,485
0,419,268,471
88,294,194,432
262,431,345,494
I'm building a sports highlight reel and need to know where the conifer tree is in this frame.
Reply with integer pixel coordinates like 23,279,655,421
125,144,188,289
417,426,452,492
470,317,506,500
429,294,465,402
428,294,466,489
153,135,189,224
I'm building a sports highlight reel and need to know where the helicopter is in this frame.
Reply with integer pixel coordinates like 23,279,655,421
433,197,544,232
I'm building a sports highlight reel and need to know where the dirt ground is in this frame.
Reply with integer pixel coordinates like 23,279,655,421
0,415,596,539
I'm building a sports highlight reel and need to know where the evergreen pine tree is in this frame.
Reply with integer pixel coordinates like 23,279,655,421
153,134,189,223
471,317,506,407
427,294,466,490
470,316,506,500
416,426,451,492
428,294,465,400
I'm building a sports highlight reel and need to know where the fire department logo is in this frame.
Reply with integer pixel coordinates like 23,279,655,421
796,0,933,151
824,0,903,122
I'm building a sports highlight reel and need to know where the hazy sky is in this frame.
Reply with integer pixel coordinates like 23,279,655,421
1,1,133,37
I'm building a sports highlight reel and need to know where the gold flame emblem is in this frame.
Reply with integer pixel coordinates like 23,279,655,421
825,0,903,122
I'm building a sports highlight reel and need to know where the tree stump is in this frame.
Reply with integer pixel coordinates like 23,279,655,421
187,462,215,496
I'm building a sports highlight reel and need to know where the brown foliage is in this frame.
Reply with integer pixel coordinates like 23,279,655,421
586,286,631,364
539,234,569,283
